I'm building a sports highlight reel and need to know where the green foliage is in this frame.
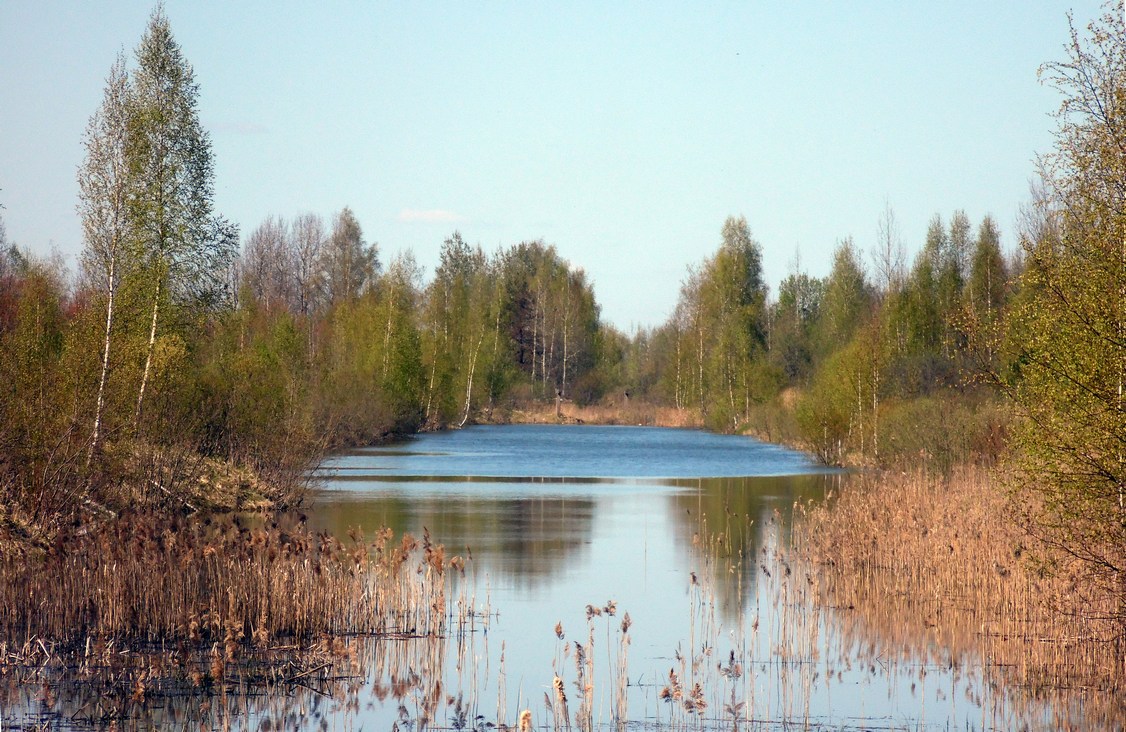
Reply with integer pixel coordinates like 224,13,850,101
876,395,1008,475
650,216,772,430
769,272,822,381
0,256,88,520
795,326,883,464
494,240,603,404
813,238,870,361
999,5,1126,581
965,215,1007,322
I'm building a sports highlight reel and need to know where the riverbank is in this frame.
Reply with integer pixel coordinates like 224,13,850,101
498,399,704,428
0,440,310,560
792,465,1124,725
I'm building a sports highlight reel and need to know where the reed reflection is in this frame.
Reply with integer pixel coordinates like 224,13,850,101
668,473,844,620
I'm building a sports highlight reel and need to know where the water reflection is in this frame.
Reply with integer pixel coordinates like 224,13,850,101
667,474,843,619
310,472,839,596
313,488,597,588
301,428,859,729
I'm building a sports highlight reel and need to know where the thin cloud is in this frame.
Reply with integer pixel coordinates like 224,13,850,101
398,208,467,223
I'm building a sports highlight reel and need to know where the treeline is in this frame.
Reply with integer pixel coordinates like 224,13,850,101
0,10,614,536
229,213,610,443
0,183,1021,534
0,202,611,529
625,210,1012,470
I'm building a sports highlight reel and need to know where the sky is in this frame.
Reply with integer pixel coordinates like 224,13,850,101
0,1,1109,330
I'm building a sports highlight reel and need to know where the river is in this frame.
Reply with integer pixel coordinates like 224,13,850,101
301,424,1059,730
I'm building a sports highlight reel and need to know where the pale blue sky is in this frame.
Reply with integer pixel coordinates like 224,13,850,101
0,1,1105,329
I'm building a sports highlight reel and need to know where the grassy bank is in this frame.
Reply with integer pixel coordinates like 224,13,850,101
793,466,1124,725
0,439,310,560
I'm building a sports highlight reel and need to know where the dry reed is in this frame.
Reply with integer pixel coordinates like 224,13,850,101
506,402,703,429
794,465,1125,727
0,512,459,647
0,510,477,727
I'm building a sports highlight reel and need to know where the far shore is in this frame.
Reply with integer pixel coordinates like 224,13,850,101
496,400,704,429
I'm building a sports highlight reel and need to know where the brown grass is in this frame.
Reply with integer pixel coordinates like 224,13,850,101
504,400,703,429
793,466,1125,726
0,512,473,727
0,512,461,648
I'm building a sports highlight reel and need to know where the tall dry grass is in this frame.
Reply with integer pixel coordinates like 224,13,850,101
0,513,477,728
0,512,463,650
794,466,1125,726
1,608,466,730
508,401,703,429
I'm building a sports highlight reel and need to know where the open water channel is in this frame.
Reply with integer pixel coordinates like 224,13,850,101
299,424,1067,730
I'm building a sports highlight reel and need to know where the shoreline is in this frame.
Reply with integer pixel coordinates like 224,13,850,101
478,399,706,430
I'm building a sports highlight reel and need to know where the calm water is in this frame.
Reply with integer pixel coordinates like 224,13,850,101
301,425,1063,730
4,425,1077,730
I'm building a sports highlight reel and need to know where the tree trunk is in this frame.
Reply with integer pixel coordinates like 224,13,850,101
134,277,162,432
674,328,682,410
459,334,484,428
697,320,705,414
424,355,437,422
530,297,538,384
561,304,570,397
89,256,117,465
382,283,396,380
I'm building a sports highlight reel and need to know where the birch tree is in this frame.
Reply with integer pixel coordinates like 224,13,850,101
127,7,232,428
320,207,378,308
291,212,326,318
78,54,132,460
241,216,292,314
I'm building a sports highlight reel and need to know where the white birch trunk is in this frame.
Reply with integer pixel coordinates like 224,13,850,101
134,278,162,431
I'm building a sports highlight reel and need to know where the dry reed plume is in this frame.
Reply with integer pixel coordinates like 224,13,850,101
0,512,462,647
544,601,629,732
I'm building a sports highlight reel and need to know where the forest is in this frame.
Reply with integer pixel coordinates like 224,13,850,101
0,7,1122,613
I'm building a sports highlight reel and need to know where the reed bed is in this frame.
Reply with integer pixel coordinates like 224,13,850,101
0,513,463,646
0,511,477,729
643,495,1116,731
793,466,1125,728
0,617,464,730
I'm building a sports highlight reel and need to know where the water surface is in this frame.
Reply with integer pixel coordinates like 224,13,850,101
303,426,1065,730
